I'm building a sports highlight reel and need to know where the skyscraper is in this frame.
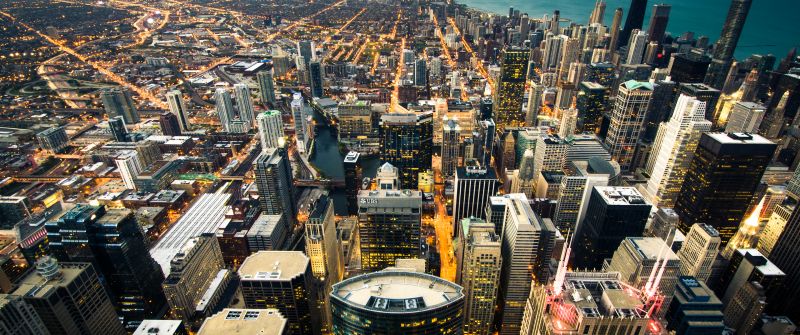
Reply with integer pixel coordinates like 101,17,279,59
705,0,754,89
304,193,341,334
665,276,725,335
572,187,652,269
162,234,225,324
576,81,607,134
0,196,31,230
166,89,190,132
473,119,495,168
254,146,296,228
234,83,255,127
357,189,422,271
379,112,433,189
763,204,800,321
674,133,776,245
718,249,783,320
214,89,236,133
115,150,144,190
724,101,766,133
626,30,649,65
604,237,681,313
108,115,129,142
414,58,427,87
605,80,653,171
459,219,501,335
343,151,362,215
309,60,324,98
290,92,309,153
608,7,623,51
552,160,611,234
330,270,464,335
47,206,167,330
453,166,499,235
677,223,721,283
297,40,315,67
257,68,277,105
441,119,460,179
498,194,557,335
159,112,181,136
101,87,140,124
493,47,530,130
197,308,286,335
646,4,671,43
36,127,68,153
0,294,49,335
619,0,648,49
238,251,319,335
256,110,284,150
642,94,712,207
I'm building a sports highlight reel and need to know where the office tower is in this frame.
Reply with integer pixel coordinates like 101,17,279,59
643,95,711,207
670,52,712,84
330,270,464,334
115,150,144,190
757,204,794,257
304,193,341,334
608,8,623,51
197,309,286,335
678,83,722,123
343,151,362,215
337,100,373,144
605,80,653,171
573,187,651,269
541,34,566,72
665,276,725,335
214,89,236,132
254,146,296,228
36,127,68,153
101,87,140,124
532,134,568,187
257,69,277,104
166,89,190,132
474,119,495,168
0,196,30,230
521,271,656,335
238,251,318,335
441,119,460,179
510,149,536,197
414,58,427,87
358,189,422,271
297,40,315,66
725,101,766,133
247,213,288,252
626,30,649,65
257,110,284,150
553,161,610,234
525,82,543,125
479,98,493,120
379,112,433,189
162,234,225,323
159,112,181,136
674,133,776,245
647,4,671,43
576,82,607,134
10,257,125,335
290,92,308,151
620,0,648,49
453,166,499,235
309,61,323,98
109,115,129,141
642,80,677,141
589,0,607,25
677,223,721,283
705,0,754,89
558,107,577,138
493,47,530,130
234,83,255,126
460,220,501,335
498,194,557,335
718,249,783,311
605,237,681,312
764,204,800,321
47,205,167,329
723,281,766,335
0,294,49,335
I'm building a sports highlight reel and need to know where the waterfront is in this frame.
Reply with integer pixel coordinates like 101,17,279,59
460,0,799,60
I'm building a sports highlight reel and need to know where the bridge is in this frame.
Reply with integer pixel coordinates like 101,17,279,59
295,179,345,189
11,175,69,183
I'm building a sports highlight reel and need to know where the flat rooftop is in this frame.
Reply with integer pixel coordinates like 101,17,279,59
594,186,649,206
331,270,463,312
628,237,679,261
133,320,184,335
238,251,309,281
197,308,286,335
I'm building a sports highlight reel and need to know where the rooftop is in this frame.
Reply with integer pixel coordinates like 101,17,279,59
594,187,649,206
238,251,309,281
133,320,184,335
331,270,463,312
197,308,286,335
627,237,679,261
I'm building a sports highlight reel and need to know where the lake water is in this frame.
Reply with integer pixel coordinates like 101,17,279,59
459,0,799,60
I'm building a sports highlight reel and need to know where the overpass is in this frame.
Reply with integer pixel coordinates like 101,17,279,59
295,179,345,189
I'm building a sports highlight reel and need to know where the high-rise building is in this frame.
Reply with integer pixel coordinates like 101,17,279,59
678,83,722,123
109,115,129,141
10,257,126,335
664,276,725,335
605,80,653,171
47,205,167,330
115,150,144,190
0,294,49,335
453,166,498,235
498,194,557,335
309,61,324,98
643,94,711,207
626,30,649,65
763,205,800,321
197,308,286,335
246,213,288,252
677,223,721,283
459,219,501,335
343,151,362,215
573,187,652,269
234,83,255,127
532,134,568,189
257,69,277,105
290,93,309,152
214,89,236,133
238,251,319,335
608,7,623,51
473,119,495,168
576,81,607,134
159,112,181,136
723,281,766,335
304,193,341,334
553,160,611,235
379,112,433,189
358,189,422,271
705,0,754,89
166,89,190,132
604,237,681,312
414,58,427,87
541,34,566,72
162,234,225,323
619,0,648,49
36,127,68,153
643,80,678,142
493,47,530,130
441,119,460,179
257,110,284,150
330,270,464,335
718,249,784,312
674,133,776,245
297,40,315,66
647,4,671,43
101,87,140,124
725,101,766,133
254,146,296,228
0,196,31,230
756,204,794,257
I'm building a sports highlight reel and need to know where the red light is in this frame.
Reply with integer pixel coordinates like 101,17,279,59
657,54,664,58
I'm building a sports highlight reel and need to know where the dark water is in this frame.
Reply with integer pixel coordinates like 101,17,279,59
309,111,380,215
460,0,799,60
